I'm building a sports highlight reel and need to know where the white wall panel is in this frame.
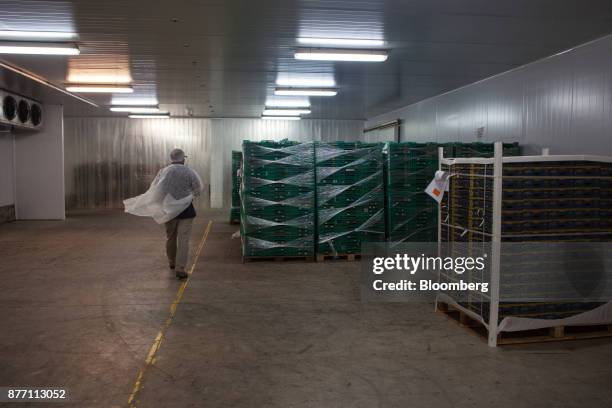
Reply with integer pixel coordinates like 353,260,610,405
366,34,612,156
15,105,65,220
363,127,396,143
64,117,364,210
0,132,14,207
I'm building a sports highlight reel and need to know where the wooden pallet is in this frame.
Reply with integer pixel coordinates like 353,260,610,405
437,301,612,345
243,255,314,263
316,253,361,262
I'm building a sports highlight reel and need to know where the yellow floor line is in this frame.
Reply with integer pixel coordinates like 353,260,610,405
127,220,213,408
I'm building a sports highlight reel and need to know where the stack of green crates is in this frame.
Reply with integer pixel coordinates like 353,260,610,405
452,142,521,158
230,150,242,224
316,141,386,255
240,140,315,258
383,141,521,243
384,142,439,242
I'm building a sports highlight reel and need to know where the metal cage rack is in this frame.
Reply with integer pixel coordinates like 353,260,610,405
437,143,612,346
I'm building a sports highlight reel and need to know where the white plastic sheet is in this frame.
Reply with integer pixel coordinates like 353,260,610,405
498,301,612,333
123,164,202,224
424,170,451,203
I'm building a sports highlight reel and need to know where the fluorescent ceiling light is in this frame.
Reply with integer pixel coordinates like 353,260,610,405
68,74,132,84
263,108,311,116
110,106,160,113
0,41,80,55
275,87,337,97
112,97,159,106
129,113,170,119
262,116,301,121
66,84,134,93
265,99,310,108
294,47,388,62
0,30,78,40
276,74,335,87
297,37,385,47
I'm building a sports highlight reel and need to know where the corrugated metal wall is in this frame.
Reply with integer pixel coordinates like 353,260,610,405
365,34,612,156
64,117,364,210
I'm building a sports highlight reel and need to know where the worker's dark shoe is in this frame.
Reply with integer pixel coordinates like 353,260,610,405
176,271,188,280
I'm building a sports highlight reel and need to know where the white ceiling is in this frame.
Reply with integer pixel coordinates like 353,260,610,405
1,0,612,120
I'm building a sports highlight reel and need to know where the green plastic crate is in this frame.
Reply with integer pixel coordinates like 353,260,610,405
240,140,315,258
230,150,242,224
384,142,439,243
316,141,386,255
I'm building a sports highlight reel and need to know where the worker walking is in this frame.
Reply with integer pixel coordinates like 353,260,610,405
124,148,203,280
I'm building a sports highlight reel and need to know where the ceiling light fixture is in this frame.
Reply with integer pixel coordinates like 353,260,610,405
294,47,388,62
263,108,311,116
0,41,80,55
110,106,160,113
128,113,170,119
297,37,385,47
276,75,336,87
112,97,159,106
265,99,310,108
0,30,78,40
262,116,301,121
274,87,337,97
66,84,134,93
68,74,132,84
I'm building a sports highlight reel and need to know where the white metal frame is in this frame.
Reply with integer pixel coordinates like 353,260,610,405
488,142,503,346
435,142,504,346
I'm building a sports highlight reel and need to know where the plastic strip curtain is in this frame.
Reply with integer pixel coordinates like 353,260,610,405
64,117,365,210
64,118,213,210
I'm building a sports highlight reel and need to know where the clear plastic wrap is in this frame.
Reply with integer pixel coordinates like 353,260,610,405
315,142,386,256
240,140,316,257
230,151,242,223
384,142,439,243
123,164,203,224
439,156,612,344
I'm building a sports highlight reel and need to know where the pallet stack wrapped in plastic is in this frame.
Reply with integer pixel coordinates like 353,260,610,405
240,140,315,259
439,150,612,345
383,142,439,242
382,142,520,243
452,141,521,158
497,160,612,320
315,141,386,256
230,150,242,224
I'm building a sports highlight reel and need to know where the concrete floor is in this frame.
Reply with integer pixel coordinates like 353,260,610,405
1,210,612,408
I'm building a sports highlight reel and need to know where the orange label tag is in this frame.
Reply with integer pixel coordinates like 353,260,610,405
432,188,441,196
